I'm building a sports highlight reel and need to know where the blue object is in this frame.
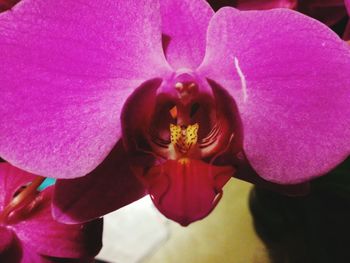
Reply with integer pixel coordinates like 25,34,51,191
38,178,56,191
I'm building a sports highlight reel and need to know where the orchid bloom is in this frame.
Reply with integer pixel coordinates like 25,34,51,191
0,0,350,226
0,163,102,262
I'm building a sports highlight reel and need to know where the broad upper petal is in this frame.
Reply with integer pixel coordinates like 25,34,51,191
0,0,170,178
53,141,145,224
160,0,214,70
199,8,350,184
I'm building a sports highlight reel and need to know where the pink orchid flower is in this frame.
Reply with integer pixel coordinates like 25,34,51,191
0,163,102,262
0,0,350,226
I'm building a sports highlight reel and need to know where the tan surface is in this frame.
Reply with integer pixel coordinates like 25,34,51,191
145,178,270,263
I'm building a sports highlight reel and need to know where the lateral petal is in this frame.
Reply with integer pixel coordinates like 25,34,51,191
0,0,170,178
199,8,350,183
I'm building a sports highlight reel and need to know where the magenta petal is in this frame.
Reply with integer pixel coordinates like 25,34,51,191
0,0,171,178
160,0,213,69
199,8,350,184
53,141,145,224
346,0,350,14
15,187,103,259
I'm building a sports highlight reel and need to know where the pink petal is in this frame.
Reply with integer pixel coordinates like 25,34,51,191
144,159,233,226
53,141,145,224
199,8,350,184
160,0,214,69
346,0,350,14
0,0,171,178
14,187,103,259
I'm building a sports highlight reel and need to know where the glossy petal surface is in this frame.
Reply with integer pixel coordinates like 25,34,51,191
199,8,350,184
160,0,213,69
0,0,170,178
53,141,145,224
144,159,233,226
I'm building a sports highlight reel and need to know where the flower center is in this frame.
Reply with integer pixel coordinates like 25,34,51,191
121,76,240,226
170,122,199,155
148,80,232,163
